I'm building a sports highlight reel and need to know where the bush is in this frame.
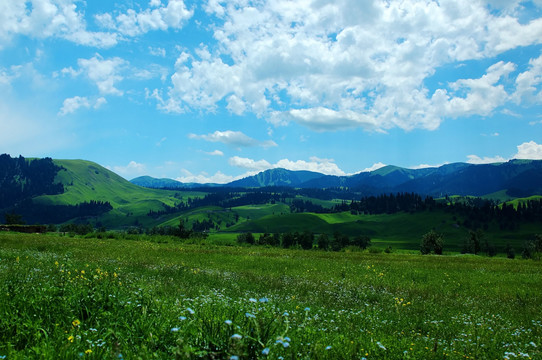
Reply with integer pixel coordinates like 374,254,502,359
237,232,255,245
420,230,444,255
317,233,329,250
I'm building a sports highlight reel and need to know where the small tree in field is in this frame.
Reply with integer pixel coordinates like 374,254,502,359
237,232,255,245
420,230,444,255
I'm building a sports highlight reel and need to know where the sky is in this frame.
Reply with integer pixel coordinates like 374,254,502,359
1,0,542,183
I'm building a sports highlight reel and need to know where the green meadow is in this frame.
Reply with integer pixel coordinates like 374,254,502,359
1,232,541,359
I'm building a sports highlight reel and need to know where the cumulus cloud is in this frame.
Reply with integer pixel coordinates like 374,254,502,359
229,156,271,171
175,169,235,184
95,0,193,37
152,0,542,132
77,54,128,95
465,141,542,164
361,162,387,172
228,156,346,176
0,0,117,49
110,161,147,179
514,141,542,160
58,96,106,115
466,155,507,164
189,130,277,148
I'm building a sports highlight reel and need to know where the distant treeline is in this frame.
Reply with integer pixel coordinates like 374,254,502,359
148,190,293,218
0,154,64,209
5,200,113,224
149,189,542,231
236,230,372,252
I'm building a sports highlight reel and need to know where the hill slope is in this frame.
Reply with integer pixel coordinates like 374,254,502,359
29,160,197,228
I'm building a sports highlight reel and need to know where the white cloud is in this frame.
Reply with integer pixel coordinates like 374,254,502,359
58,96,107,115
513,53,542,104
156,137,167,147
94,97,107,109
0,0,117,49
149,46,166,57
175,169,235,184
111,161,147,179
513,141,542,160
95,0,193,37
229,156,272,171
76,54,127,96
154,0,542,133
189,130,277,148
228,156,346,176
466,155,507,164
205,150,224,156
59,96,90,115
361,162,387,172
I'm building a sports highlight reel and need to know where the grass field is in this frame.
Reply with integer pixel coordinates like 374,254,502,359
1,232,541,359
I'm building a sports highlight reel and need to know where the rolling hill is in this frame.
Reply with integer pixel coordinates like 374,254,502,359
9,158,203,228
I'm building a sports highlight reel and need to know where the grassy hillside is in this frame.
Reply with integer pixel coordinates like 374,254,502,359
31,160,205,228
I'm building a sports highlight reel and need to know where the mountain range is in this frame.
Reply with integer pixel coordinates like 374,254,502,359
131,159,542,198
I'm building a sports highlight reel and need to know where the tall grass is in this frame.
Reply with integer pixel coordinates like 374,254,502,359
1,233,540,359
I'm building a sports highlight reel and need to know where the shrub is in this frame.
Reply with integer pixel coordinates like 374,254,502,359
237,232,255,245
420,230,444,255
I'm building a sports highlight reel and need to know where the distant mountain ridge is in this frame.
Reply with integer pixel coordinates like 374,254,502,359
130,159,542,198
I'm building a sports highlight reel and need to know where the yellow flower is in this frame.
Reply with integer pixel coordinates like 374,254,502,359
72,319,81,327
81,270,85,274
85,349,92,354
55,261,59,266
67,335,74,342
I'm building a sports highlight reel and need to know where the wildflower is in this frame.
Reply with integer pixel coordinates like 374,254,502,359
304,307,310,311
225,320,233,325
72,319,81,327
377,341,387,350
262,348,270,355
245,312,256,318
325,346,332,350
179,316,187,321
85,349,92,354
89,328,97,332
186,308,195,315
68,335,74,342
249,298,257,302
282,312,289,317
171,327,180,332
230,356,239,360
259,297,269,303
231,334,242,340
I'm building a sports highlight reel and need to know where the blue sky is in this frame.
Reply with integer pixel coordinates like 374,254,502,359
1,0,542,183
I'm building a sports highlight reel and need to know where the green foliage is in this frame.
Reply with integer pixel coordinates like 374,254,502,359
352,235,371,249
4,213,24,225
317,233,329,250
1,233,542,359
420,230,444,255
237,232,255,245
521,234,542,260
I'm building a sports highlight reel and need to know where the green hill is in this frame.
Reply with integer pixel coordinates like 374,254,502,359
30,159,205,228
